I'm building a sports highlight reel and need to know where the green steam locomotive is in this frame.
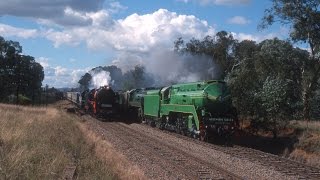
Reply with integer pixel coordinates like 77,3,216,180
120,80,238,141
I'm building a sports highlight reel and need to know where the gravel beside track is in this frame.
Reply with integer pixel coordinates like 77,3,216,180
78,112,320,180
141,124,320,180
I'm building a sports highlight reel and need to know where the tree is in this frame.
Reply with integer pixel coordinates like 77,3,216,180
78,73,92,90
122,65,148,90
174,37,184,53
260,0,320,120
213,31,237,78
0,36,43,103
228,40,260,118
175,31,237,80
256,76,294,138
229,38,308,137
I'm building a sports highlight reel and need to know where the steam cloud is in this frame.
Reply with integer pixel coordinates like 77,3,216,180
91,71,112,88
112,48,219,87
145,49,218,86
82,48,219,90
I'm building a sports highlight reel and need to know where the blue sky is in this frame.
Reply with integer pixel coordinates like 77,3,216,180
0,0,285,88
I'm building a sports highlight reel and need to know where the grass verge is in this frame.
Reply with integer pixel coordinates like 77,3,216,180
0,103,113,179
77,122,146,180
287,120,320,167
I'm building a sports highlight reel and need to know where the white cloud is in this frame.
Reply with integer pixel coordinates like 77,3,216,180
43,68,89,88
231,32,278,42
227,16,250,25
1,8,215,52
108,1,128,14
178,0,251,5
54,66,69,76
69,58,76,63
209,0,251,5
176,0,190,3
37,57,50,69
0,24,38,38
45,29,82,48
36,57,91,88
43,9,215,52
0,0,104,26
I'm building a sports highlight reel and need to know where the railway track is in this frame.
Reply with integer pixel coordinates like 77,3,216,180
94,121,242,179
147,124,320,180
65,101,320,179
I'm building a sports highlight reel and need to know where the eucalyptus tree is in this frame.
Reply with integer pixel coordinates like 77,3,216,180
229,38,308,137
0,36,44,103
260,0,320,120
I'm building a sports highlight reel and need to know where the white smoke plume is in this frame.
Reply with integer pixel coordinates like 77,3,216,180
112,48,219,87
145,49,217,85
91,71,112,88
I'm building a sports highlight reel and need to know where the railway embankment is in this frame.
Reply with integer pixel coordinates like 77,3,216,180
235,120,320,168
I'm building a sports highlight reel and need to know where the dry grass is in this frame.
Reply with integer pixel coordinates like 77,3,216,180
289,149,320,168
287,120,320,167
0,103,113,179
78,123,146,180
290,120,320,132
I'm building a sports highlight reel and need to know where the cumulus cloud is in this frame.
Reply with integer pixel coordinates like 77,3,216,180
2,8,218,87
0,0,103,17
43,9,215,52
1,6,215,52
231,32,278,42
227,16,250,25
108,1,128,14
206,0,251,5
0,24,38,38
176,0,191,3
43,67,90,88
178,0,251,5
0,0,106,27
37,57,50,69
36,57,91,88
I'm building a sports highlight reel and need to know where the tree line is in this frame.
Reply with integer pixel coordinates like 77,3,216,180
0,36,44,104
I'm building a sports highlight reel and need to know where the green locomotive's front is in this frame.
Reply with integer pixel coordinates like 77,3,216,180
200,81,238,139
142,80,238,141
